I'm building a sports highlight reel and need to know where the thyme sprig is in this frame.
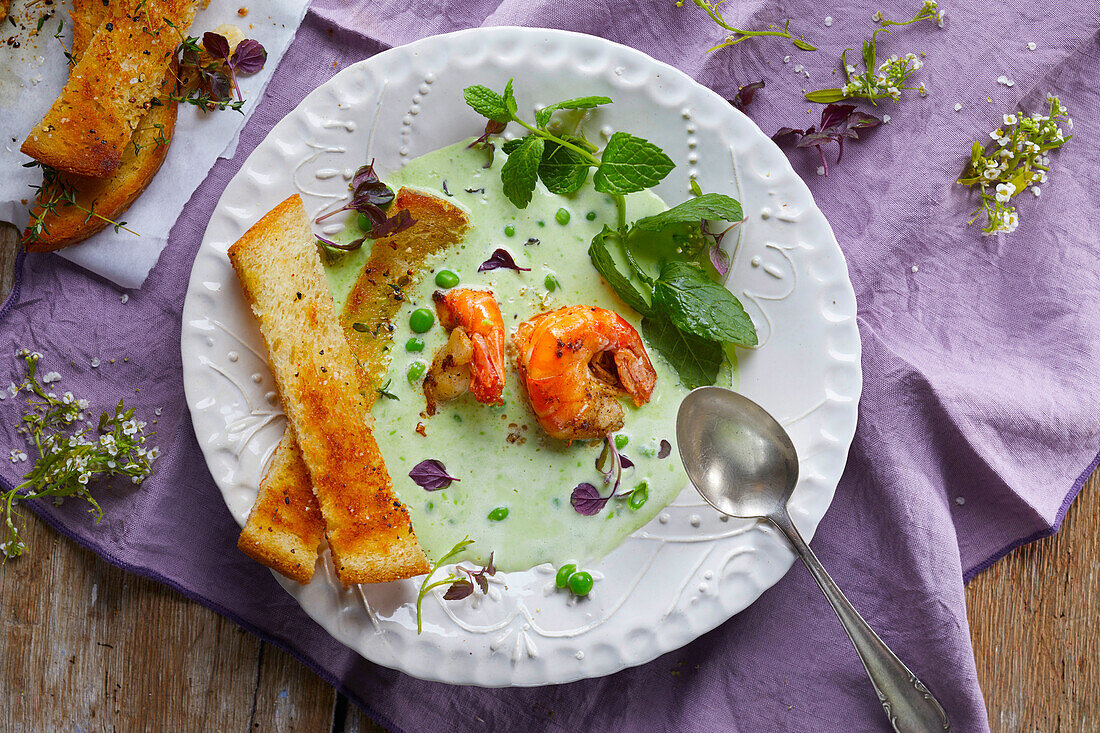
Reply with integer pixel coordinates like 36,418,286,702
806,1,943,104
2,351,158,560
678,0,816,52
22,163,139,248
958,95,1072,235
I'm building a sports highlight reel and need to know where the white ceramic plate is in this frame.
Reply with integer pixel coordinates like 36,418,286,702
181,27,861,687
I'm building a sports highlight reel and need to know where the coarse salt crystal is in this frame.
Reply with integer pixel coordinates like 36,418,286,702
954,102,963,112
816,166,825,176
784,55,791,63
824,16,833,26
794,64,804,73
91,358,100,368
883,114,891,123
1027,42,1036,50
911,265,919,273
120,294,129,304
955,497,966,506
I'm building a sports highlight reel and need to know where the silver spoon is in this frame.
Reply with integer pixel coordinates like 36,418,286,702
676,386,950,732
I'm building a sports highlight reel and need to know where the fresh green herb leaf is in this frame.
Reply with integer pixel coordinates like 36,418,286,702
593,133,674,195
503,78,518,115
534,95,613,129
415,536,474,634
640,313,723,389
588,227,651,315
463,85,511,123
804,89,849,104
500,136,544,208
681,1,815,54
538,141,589,194
652,261,757,346
501,136,526,155
632,193,743,232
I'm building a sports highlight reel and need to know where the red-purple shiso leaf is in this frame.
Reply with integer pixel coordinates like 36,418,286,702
729,80,765,113
372,208,416,238
409,459,460,491
571,482,609,516
478,248,531,273
443,580,474,600
231,39,267,75
201,31,231,61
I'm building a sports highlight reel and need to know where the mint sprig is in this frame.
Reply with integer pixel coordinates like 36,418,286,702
462,80,673,208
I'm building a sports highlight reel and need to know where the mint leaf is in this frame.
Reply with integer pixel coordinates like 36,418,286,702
641,313,722,389
651,261,757,346
503,78,518,115
535,95,613,129
501,136,526,155
632,193,743,232
500,136,544,209
463,85,510,124
593,133,675,194
588,227,651,315
538,141,589,194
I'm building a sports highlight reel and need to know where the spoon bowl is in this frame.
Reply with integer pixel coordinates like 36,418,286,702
676,386,951,732
676,386,799,520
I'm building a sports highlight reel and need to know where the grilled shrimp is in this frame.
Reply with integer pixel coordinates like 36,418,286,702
513,305,657,441
423,288,506,414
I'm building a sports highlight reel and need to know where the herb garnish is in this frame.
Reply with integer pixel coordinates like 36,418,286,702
314,162,415,259
678,0,816,53
773,104,882,176
2,351,157,559
570,436,639,516
409,459,460,491
415,536,495,633
22,163,139,248
172,32,267,113
375,379,400,401
463,80,672,208
957,95,1072,235
729,80,765,113
806,1,942,104
478,248,531,273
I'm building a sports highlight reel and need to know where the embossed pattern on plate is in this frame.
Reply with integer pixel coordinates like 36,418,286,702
180,27,862,687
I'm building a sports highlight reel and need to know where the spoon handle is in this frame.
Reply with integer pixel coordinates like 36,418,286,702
770,511,951,732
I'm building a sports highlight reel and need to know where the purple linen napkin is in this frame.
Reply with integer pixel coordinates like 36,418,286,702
3,2,1099,730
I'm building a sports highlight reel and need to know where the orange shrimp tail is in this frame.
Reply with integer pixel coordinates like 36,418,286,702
433,288,506,406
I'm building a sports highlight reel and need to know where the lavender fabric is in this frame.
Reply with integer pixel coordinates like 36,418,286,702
3,2,1099,730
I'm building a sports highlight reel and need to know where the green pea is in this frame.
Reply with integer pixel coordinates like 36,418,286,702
544,274,559,291
357,212,373,232
537,220,546,227
555,563,577,589
409,308,434,333
405,337,425,352
585,211,597,221
614,434,628,449
435,269,460,288
567,570,594,596
488,506,509,522
555,208,571,225
406,361,426,383
629,482,649,511
504,225,516,237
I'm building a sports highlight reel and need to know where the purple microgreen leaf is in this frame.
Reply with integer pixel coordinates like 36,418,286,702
441,181,452,197
482,551,495,576
316,234,366,252
845,109,882,131
819,103,857,130
409,459,460,491
443,580,474,600
206,70,234,103
350,161,396,209
729,80,765,113
571,482,609,516
772,126,809,143
201,31,230,61
474,572,489,594
468,119,506,149
619,454,634,469
709,243,731,276
657,439,672,459
230,39,267,75
478,248,530,273
372,208,416,238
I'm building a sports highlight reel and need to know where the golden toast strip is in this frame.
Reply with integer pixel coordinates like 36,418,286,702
21,0,198,177
236,428,325,584
240,188,470,582
228,195,428,585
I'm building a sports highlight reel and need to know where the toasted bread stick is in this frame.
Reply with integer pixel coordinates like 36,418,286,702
228,195,429,585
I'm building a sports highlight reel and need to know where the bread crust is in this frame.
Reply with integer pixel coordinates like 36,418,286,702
228,195,429,585
20,0,198,177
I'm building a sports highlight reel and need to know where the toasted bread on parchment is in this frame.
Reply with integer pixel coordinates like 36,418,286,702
228,195,429,585
239,189,469,583
20,0,198,177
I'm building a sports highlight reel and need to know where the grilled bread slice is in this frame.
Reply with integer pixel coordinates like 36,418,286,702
228,195,429,585
240,188,469,583
237,428,326,584
21,0,198,177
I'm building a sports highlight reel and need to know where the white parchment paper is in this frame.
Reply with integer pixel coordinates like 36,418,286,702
0,0,310,289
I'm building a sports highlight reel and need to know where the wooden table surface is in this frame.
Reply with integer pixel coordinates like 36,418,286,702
0,227,1096,731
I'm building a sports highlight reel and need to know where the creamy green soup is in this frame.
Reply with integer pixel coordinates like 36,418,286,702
324,141,727,572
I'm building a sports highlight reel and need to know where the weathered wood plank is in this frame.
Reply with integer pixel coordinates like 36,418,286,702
251,642,340,730
966,470,1100,732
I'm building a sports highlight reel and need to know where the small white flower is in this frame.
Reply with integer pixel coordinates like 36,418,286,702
1031,187,1041,197
883,114,891,123
42,371,61,384
936,9,945,26
794,64,804,73
816,166,825,176
872,10,883,22
824,16,833,26
784,55,791,64
1003,114,1018,125
1003,212,1019,231
912,59,923,70
90,358,100,368
918,83,927,97
120,294,129,304
1027,42,1036,50
995,182,1016,202
8,383,19,397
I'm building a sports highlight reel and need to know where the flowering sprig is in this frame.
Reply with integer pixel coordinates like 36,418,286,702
414,536,496,634
958,96,1072,235
2,351,158,559
677,0,816,53
806,1,943,104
